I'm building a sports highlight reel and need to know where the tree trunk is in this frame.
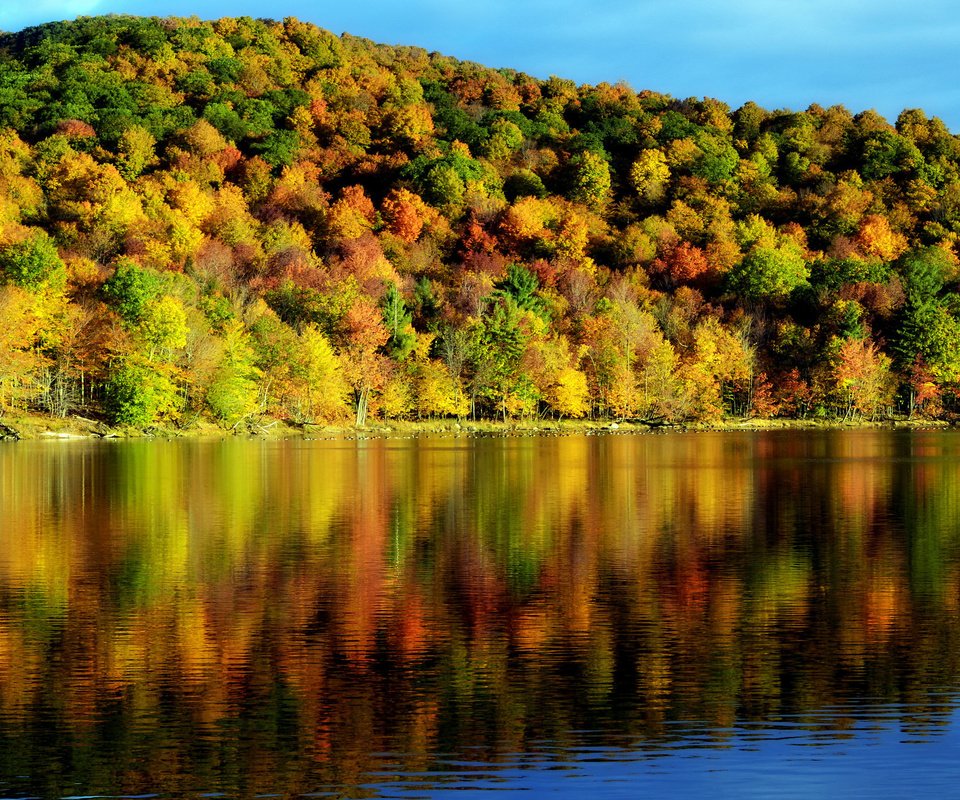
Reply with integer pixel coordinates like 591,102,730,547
355,386,369,427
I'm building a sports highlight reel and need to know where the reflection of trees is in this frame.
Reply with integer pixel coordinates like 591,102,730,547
0,431,959,793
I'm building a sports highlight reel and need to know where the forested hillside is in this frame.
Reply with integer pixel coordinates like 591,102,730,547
1,15,959,428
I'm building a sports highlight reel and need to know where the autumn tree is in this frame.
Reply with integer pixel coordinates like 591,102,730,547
630,149,670,206
568,150,611,210
339,295,390,427
831,338,894,420
0,286,45,412
6,15,960,428
414,359,468,419
289,324,351,422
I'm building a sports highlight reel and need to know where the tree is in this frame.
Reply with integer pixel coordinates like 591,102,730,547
205,320,261,426
726,242,809,301
528,334,589,419
569,150,611,210
693,130,738,184
905,356,941,418
380,283,416,361
339,296,390,427
472,297,529,420
630,149,670,205
101,259,162,325
748,372,780,419
415,359,468,419
495,263,545,316
685,316,754,419
898,247,953,306
105,357,182,427
894,301,960,383
116,125,158,180
504,169,547,202
0,285,45,412
547,366,589,418
289,324,350,422
832,338,894,420
139,295,188,361
775,367,814,418
651,241,710,288
0,231,65,290
854,215,908,262
381,188,431,243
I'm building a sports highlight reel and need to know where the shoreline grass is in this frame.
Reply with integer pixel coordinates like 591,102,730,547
0,411,952,442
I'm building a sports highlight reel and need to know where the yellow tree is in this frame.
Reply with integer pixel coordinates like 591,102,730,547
680,317,755,420
289,324,351,422
205,319,261,427
528,335,590,419
415,359,469,419
630,149,670,205
0,285,44,412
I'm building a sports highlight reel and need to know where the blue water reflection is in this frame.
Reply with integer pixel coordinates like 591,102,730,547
359,705,960,799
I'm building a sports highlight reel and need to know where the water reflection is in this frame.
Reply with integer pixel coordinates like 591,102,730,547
0,430,959,796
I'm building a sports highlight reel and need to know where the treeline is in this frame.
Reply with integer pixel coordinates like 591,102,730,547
1,15,959,427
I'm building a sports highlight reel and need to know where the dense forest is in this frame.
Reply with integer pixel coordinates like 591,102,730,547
1,14,959,428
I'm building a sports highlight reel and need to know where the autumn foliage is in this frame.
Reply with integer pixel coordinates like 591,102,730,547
1,15,959,426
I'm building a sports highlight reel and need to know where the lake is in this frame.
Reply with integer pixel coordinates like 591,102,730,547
1,429,960,798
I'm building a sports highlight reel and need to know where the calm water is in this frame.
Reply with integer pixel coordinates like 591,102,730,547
1,429,960,798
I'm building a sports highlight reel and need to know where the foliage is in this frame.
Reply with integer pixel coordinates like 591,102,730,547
101,259,162,325
2,15,960,426
0,231,65,289
105,358,182,426
205,320,260,426
380,283,416,360
726,243,809,301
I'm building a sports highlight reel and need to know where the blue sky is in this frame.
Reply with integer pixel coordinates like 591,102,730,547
2,0,959,130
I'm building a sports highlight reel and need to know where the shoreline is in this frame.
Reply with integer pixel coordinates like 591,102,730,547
0,412,953,443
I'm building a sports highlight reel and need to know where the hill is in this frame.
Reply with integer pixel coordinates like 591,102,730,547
0,14,959,428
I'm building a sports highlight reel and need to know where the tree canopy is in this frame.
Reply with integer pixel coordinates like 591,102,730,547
1,15,960,426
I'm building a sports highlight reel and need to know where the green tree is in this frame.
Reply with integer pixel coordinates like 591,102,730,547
380,283,416,361
206,319,261,426
105,358,182,426
693,130,738,184
899,247,952,306
101,259,162,325
0,231,65,290
726,243,809,301
473,297,529,419
504,169,548,202
895,301,960,382
495,263,545,316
